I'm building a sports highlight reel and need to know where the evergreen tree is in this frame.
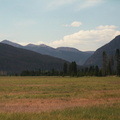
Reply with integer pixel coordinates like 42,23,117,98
107,56,114,75
110,56,114,75
69,61,77,76
88,66,94,76
102,51,107,76
94,66,99,76
63,63,68,75
107,59,112,75
115,49,120,76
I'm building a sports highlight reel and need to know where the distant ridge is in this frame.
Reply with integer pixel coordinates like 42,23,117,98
1,40,93,65
0,43,68,74
84,35,120,67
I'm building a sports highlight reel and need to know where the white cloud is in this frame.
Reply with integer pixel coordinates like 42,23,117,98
64,21,82,27
49,25,120,51
71,21,82,27
97,25,117,30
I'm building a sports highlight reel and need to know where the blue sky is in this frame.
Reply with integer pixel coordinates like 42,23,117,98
0,0,120,51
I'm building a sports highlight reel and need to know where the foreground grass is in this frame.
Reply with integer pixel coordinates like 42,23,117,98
0,76,120,120
0,103,120,120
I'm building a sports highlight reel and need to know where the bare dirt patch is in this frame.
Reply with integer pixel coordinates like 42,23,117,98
0,98,120,113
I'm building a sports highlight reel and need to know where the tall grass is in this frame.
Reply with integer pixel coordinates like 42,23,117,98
0,76,120,120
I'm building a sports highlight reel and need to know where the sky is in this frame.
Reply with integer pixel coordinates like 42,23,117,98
0,0,120,51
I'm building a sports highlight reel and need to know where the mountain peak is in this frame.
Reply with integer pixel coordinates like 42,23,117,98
26,43,50,48
39,44,50,48
1,40,22,48
26,44,36,47
114,35,120,39
56,47,81,52
110,35,120,43
2,39,12,43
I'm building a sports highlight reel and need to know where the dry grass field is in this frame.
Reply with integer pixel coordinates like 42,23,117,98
0,76,120,120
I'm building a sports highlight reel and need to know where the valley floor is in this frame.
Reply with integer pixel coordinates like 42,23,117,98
0,76,120,120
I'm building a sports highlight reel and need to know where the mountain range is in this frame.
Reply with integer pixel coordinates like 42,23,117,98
84,35,120,67
1,40,94,65
0,35,120,74
0,43,68,74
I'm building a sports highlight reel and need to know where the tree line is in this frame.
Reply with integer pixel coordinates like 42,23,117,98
21,61,78,77
21,49,120,77
79,49,120,77
101,49,120,76
20,61,101,77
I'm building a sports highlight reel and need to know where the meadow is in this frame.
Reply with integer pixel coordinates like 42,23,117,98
0,76,120,120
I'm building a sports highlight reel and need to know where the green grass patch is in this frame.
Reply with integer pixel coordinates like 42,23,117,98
0,76,120,120
0,103,120,120
0,76,120,99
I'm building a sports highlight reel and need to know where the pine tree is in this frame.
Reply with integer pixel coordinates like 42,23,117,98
102,51,107,76
115,49,120,76
63,63,68,76
94,66,99,76
69,61,77,76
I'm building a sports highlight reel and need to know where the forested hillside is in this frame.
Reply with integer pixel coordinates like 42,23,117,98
0,43,68,74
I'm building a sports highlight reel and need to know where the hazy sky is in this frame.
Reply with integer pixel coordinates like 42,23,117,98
0,0,120,51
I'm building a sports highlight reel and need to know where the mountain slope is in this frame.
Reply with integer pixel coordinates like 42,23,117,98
1,40,93,65
56,47,92,65
0,43,68,74
24,46,93,65
84,35,120,67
